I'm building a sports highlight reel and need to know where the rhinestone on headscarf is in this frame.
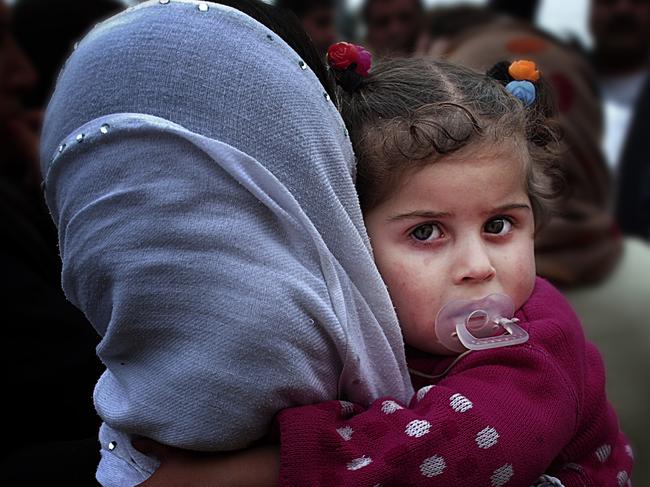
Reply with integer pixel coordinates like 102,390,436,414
100,124,110,134
198,2,209,11
76,133,85,143
298,60,307,70
108,441,117,451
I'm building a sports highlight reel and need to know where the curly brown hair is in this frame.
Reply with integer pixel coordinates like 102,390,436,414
337,57,562,229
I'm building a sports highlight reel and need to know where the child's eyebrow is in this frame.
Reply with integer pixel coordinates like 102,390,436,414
388,210,452,222
387,204,531,222
486,203,532,215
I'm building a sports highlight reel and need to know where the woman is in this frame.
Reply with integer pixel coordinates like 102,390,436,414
40,1,413,485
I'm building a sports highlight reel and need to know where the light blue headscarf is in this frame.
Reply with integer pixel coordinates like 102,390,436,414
41,1,413,484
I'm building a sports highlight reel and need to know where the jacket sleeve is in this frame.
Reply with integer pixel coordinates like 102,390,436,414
546,339,634,487
276,280,634,486
277,341,579,486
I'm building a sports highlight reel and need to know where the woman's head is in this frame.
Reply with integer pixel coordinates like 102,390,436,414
41,1,415,444
214,0,335,99
332,56,560,354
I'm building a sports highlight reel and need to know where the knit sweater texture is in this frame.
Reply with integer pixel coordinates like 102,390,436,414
277,278,633,486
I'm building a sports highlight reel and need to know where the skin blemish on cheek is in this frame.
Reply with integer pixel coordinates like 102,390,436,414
394,270,412,295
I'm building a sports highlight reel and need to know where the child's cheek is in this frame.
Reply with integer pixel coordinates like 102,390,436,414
512,241,537,309
381,260,415,312
389,266,442,342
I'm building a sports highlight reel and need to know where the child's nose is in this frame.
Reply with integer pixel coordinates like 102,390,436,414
452,238,496,285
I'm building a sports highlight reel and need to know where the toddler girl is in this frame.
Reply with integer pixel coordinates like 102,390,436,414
134,47,634,487
274,47,634,486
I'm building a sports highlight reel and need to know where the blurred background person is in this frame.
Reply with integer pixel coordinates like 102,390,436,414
615,69,650,240
361,0,423,56
590,0,649,169
590,0,650,240
11,0,123,109
275,0,336,56
488,0,540,22
418,7,650,483
1,0,120,483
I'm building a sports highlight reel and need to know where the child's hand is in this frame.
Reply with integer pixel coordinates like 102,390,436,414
133,437,280,487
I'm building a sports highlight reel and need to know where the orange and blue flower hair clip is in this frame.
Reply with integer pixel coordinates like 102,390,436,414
505,60,540,107
487,59,541,107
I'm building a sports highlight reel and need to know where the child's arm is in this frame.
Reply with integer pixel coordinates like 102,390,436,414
130,345,569,487
276,309,632,486
277,343,577,487
131,281,632,487
130,335,630,487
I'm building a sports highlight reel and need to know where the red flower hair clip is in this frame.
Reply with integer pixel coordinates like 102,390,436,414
327,42,372,78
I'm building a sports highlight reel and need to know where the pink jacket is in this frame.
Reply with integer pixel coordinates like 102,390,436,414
276,278,633,486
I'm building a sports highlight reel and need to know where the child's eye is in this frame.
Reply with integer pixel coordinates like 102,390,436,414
484,217,512,235
410,223,443,242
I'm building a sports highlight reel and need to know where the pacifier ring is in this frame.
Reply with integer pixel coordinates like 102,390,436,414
435,294,529,352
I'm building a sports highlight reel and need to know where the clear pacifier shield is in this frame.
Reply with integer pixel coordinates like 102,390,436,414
435,294,529,352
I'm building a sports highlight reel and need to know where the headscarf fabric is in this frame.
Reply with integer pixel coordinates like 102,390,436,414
41,1,412,484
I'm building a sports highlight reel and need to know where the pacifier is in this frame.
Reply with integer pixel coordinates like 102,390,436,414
435,294,529,353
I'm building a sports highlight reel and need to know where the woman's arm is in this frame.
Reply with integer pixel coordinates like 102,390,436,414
128,280,631,487
133,438,280,487
130,334,631,487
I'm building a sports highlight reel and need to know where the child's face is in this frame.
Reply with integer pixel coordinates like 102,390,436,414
364,148,536,355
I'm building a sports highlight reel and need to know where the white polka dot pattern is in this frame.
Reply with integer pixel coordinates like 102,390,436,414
595,444,612,463
347,456,372,471
381,400,403,414
449,393,473,412
531,474,564,486
475,426,499,449
617,471,629,487
416,385,434,402
405,419,431,438
420,455,446,477
337,426,353,441
491,464,514,487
